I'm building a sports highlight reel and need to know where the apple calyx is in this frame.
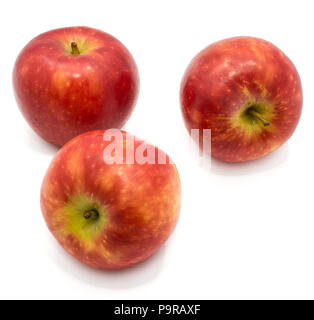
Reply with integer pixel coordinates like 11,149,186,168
63,194,108,240
71,42,80,55
83,209,99,220
247,108,270,127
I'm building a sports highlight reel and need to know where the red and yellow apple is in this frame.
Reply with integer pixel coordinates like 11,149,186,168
40,130,181,270
13,26,139,146
180,36,302,162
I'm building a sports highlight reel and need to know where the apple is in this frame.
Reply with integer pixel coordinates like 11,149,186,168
40,130,181,270
180,36,302,162
13,26,139,146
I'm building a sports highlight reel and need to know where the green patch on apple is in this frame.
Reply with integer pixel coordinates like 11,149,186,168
64,194,108,240
241,100,273,128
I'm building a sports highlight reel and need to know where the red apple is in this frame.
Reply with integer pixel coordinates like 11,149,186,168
13,26,139,146
180,37,302,162
40,130,181,270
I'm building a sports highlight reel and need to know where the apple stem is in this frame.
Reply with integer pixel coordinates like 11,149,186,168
248,109,270,127
83,209,99,220
71,42,80,55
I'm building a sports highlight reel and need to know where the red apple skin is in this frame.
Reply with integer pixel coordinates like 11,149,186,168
180,37,302,162
13,27,139,146
40,130,181,270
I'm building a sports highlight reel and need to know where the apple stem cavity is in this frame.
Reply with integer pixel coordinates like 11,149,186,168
83,209,99,220
248,109,270,127
71,42,80,55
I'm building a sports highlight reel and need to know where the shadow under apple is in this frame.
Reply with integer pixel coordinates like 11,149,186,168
50,237,169,290
209,143,290,176
23,124,59,156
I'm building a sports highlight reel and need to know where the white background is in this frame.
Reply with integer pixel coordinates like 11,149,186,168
0,0,313,300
